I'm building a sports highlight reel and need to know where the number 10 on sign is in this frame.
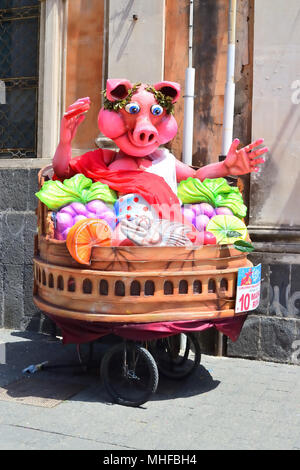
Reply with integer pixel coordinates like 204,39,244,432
235,264,261,313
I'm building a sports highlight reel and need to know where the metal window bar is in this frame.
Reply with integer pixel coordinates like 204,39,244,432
0,1,40,158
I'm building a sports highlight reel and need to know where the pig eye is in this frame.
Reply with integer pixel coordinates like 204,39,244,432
125,102,140,114
151,104,163,116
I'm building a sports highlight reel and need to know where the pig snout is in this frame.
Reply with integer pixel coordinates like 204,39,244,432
131,117,158,146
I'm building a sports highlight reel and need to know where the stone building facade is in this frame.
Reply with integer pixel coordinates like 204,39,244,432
0,0,299,364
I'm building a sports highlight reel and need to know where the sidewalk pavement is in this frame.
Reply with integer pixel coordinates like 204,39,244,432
0,328,299,450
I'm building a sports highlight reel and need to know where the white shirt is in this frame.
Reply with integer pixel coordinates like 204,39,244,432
146,148,178,194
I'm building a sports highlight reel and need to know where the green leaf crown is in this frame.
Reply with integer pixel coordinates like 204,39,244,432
102,83,175,114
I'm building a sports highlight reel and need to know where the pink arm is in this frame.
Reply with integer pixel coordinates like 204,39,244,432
176,138,268,182
175,159,227,182
52,97,91,178
53,142,73,179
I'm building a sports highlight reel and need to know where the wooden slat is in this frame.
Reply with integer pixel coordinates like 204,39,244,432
34,295,238,324
65,0,105,150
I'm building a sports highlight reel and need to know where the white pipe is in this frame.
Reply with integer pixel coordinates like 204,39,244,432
221,0,237,156
182,68,195,165
182,0,195,166
188,0,194,68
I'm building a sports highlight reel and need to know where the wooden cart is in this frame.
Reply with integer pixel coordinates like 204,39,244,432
32,167,252,406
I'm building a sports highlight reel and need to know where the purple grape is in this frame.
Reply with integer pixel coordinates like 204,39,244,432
182,207,195,225
61,227,71,240
54,200,117,240
198,203,215,218
56,212,73,232
85,211,98,219
70,202,87,215
101,211,117,230
195,214,210,231
60,205,76,216
73,214,87,224
86,200,108,214
215,207,233,216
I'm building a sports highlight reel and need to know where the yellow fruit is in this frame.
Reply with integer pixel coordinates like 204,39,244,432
206,215,248,245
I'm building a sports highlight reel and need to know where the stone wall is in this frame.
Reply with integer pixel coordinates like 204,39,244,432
0,167,52,334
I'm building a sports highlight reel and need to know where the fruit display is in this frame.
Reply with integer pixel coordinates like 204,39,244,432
36,171,252,252
54,200,116,240
36,173,117,210
181,202,220,243
206,215,248,245
178,177,247,219
180,188,252,249
66,218,112,265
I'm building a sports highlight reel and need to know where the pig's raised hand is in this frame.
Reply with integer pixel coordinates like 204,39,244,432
224,138,268,176
60,97,91,145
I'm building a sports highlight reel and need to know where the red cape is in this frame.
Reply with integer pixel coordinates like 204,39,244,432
55,149,182,221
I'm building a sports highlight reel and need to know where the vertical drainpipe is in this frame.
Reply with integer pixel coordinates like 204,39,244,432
182,0,195,166
217,0,237,357
221,0,237,156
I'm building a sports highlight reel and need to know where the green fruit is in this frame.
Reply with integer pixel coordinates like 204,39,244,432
206,215,248,245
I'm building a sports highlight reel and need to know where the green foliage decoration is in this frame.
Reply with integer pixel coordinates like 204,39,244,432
36,174,117,210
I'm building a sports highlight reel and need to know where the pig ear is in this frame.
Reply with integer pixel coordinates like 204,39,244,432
106,79,134,101
153,81,180,103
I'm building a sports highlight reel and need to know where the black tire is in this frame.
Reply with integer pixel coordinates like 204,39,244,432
100,342,159,407
150,333,201,379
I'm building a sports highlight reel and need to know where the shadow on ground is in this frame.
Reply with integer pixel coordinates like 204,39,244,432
0,331,220,405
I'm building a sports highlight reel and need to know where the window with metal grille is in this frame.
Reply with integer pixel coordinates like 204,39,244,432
0,0,40,158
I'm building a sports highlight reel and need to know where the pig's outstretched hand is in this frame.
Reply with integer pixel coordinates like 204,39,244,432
224,138,268,176
60,97,91,145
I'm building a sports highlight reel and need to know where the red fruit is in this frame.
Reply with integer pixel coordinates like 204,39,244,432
187,231,204,245
118,239,135,247
203,231,217,245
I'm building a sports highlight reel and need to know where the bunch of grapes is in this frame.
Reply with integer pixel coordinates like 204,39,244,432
53,200,116,240
181,203,233,244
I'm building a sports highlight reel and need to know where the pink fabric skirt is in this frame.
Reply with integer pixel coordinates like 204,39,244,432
47,314,247,345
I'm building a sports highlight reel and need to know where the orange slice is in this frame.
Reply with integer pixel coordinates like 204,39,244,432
66,218,112,265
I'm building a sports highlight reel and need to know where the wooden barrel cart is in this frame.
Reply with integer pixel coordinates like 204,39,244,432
33,167,252,406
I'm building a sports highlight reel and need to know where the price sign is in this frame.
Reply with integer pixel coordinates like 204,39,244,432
235,264,261,313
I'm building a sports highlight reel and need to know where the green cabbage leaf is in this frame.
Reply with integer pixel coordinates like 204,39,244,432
36,174,117,210
177,177,247,218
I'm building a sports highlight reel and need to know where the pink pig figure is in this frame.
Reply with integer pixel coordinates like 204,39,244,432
53,79,268,192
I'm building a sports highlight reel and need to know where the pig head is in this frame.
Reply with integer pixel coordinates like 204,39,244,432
98,79,180,157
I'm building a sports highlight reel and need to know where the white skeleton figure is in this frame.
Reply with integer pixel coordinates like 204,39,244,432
120,215,193,247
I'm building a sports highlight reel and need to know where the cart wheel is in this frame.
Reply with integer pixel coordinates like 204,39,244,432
150,333,201,379
100,342,159,407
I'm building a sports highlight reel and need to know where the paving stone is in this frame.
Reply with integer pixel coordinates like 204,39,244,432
0,328,300,449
